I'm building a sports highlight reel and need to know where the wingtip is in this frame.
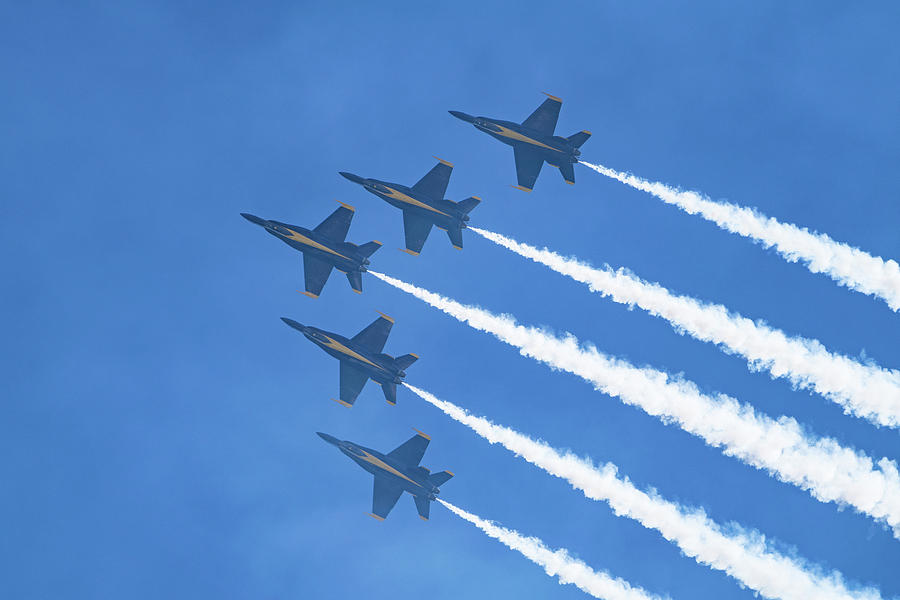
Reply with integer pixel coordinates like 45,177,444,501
542,92,562,102
375,310,395,323
299,291,319,299
367,513,386,521
511,185,532,192
331,398,353,408
399,248,420,256
352,288,363,294
432,156,454,167
565,180,575,185
413,428,431,440
452,245,463,250
419,515,429,521
334,199,355,212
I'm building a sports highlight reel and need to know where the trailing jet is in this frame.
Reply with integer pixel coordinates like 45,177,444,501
317,429,454,521
281,312,417,406
339,158,480,256
241,202,381,298
449,93,591,191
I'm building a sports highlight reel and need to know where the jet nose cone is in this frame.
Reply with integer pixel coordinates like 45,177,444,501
317,432,341,446
281,317,305,332
240,213,268,227
339,171,366,185
448,110,475,123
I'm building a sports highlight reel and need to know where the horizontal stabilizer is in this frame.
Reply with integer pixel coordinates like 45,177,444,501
567,130,591,149
429,470,454,487
559,162,575,185
414,495,431,521
346,270,363,294
383,382,397,405
357,240,382,258
455,196,480,215
394,353,418,371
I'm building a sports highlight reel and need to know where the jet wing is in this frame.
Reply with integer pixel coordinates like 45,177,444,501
350,314,393,354
312,204,354,243
337,361,369,407
371,476,404,520
387,431,430,466
513,147,544,192
410,160,453,201
302,253,334,298
521,96,561,135
401,211,434,255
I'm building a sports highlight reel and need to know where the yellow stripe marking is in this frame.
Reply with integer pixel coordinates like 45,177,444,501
512,185,532,192
494,124,560,151
321,335,384,370
334,199,355,211
382,186,450,216
358,450,422,487
368,513,385,521
300,291,319,299
331,398,352,407
543,92,562,102
283,229,350,259
413,428,431,440
400,248,420,256
432,156,453,167
375,310,394,323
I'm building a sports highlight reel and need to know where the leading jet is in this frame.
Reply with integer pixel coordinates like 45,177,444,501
281,312,417,406
241,202,381,298
317,429,454,521
449,93,591,191
339,158,480,256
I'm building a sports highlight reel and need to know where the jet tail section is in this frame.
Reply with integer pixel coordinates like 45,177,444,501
559,162,575,185
393,353,418,371
383,382,398,405
567,130,591,148
357,240,382,258
414,495,431,520
429,470,454,487
455,196,480,215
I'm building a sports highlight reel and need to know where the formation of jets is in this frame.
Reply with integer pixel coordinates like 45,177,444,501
242,94,589,520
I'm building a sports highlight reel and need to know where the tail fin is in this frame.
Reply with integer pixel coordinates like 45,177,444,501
346,270,363,294
429,470,454,487
559,162,575,185
455,196,480,214
357,240,382,258
567,130,591,148
413,495,431,521
447,227,464,250
394,353,418,371
383,382,397,405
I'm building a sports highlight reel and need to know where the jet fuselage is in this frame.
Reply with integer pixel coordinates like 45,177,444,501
320,434,439,500
247,214,369,275
472,116,581,167
343,174,469,232
283,319,405,387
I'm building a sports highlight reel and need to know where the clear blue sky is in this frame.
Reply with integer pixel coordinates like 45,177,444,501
2,2,899,599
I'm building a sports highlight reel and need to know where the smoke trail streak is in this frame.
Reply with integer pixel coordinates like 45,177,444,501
470,226,900,428
369,271,900,536
411,385,879,600
579,161,900,312
438,499,667,600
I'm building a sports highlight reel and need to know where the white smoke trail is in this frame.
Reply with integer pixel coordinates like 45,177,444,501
579,161,900,312
470,226,900,428
412,385,879,600
369,271,900,536
438,499,667,600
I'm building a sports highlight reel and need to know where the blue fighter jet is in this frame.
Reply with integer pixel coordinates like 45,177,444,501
317,430,454,521
339,158,480,256
241,202,381,298
281,312,417,406
450,93,591,191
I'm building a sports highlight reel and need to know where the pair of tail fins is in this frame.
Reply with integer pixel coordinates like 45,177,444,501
412,471,455,521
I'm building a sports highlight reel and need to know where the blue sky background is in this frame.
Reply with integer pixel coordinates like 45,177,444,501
2,2,899,599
